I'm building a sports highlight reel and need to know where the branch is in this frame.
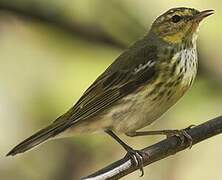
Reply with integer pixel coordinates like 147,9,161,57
0,1,126,49
82,115,222,180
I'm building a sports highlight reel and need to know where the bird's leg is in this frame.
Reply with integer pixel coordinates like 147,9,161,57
105,129,147,176
126,125,195,149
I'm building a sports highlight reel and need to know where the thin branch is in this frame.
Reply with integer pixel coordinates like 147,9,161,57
82,115,222,180
0,1,126,49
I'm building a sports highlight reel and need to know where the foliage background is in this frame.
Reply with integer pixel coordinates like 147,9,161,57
0,0,222,179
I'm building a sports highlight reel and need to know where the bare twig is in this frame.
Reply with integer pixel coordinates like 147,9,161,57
82,115,222,180
0,1,126,49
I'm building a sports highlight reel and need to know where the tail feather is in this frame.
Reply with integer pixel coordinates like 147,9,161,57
6,120,70,156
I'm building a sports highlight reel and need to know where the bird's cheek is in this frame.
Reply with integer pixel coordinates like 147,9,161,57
162,32,184,44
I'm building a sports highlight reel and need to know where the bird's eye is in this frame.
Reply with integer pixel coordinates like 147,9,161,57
171,15,182,23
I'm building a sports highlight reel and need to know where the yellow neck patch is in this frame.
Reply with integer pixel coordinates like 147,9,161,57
162,32,184,44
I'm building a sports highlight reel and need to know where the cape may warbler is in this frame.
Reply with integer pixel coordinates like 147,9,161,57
7,7,214,175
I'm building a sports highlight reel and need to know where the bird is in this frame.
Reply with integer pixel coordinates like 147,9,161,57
7,7,214,175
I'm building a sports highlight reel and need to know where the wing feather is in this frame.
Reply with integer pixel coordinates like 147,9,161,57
62,65,156,126
54,44,158,125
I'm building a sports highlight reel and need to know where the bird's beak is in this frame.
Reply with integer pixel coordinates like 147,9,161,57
193,10,214,22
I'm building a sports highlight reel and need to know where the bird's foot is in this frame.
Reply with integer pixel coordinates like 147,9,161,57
125,147,148,177
165,125,195,149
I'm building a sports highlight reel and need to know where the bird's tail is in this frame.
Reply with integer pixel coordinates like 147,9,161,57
6,116,70,156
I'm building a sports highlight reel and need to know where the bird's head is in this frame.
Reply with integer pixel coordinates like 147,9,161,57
151,7,214,45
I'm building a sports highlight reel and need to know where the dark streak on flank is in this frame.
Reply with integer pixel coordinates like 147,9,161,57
146,81,164,97
171,62,177,76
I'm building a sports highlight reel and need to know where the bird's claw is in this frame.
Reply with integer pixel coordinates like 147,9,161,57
185,124,196,130
165,126,194,149
125,148,147,177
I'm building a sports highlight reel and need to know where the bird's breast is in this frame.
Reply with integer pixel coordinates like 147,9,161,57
105,47,198,133
173,47,198,88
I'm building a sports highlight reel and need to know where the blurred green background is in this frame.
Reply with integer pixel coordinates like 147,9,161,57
0,0,222,180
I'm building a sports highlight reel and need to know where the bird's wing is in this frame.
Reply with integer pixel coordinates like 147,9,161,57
53,43,159,125
61,63,157,125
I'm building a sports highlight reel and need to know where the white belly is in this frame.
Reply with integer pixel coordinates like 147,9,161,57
107,85,183,133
